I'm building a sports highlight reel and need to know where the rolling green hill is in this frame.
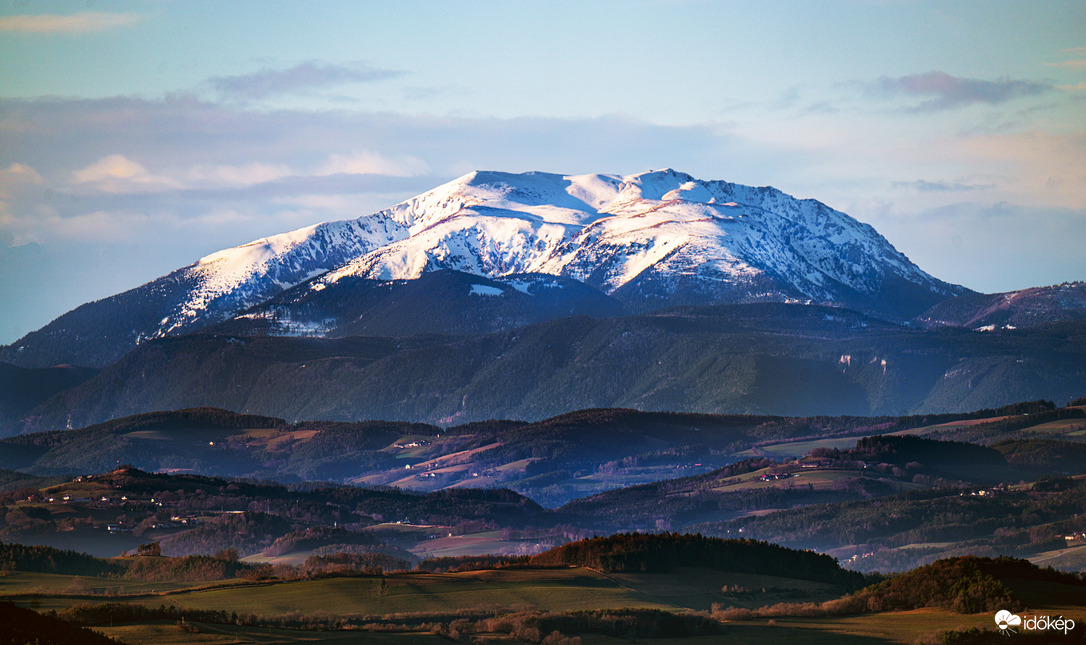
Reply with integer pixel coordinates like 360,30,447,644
6,402,1082,510
3,536,1084,645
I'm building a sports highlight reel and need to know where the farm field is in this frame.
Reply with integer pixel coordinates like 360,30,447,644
771,609,994,644
2,567,672,616
6,545,1086,644
4,574,1049,645
97,621,452,644
0,570,238,605
735,436,865,459
605,567,844,610
92,622,909,645
159,568,667,617
89,620,920,645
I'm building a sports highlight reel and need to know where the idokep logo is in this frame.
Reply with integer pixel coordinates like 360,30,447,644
995,609,1076,636
995,610,1021,633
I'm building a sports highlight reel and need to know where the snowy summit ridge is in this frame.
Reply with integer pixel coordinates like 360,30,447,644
4,169,970,368
178,168,961,322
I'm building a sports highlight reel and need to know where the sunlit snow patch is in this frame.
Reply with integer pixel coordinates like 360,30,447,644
469,284,504,297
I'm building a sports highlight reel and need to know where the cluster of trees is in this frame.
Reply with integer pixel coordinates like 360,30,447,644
123,552,252,582
841,556,1020,614
0,540,259,583
865,554,1082,613
61,602,258,629
159,511,294,557
714,556,1080,623
300,551,412,576
528,533,865,588
262,526,377,557
816,435,1006,466
472,608,722,642
415,554,530,573
2,503,58,539
993,439,1086,472
0,541,123,577
923,406,1085,445
422,607,724,643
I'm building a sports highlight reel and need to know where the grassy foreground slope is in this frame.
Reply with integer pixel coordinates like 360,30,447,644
4,536,1086,644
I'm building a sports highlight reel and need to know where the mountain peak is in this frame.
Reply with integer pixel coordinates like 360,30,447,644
2,169,971,368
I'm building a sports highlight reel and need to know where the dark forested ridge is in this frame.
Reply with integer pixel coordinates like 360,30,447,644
10,305,1086,433
0,362,97,433
823,434,1007,466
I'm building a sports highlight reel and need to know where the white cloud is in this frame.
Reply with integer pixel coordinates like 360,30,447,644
68,152,428,196
1046,60,1086,70
71,154,181,194
0,12,143,34
73,155,149,182
868,71,1053,112
316,150,430,178
1045,48,1086,70
208,61,402,101
187,163,294,187
0,163,43,184
0,163,43,199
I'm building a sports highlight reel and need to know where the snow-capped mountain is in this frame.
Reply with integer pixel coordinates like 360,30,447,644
157,216,407,336
2,169,970,368
314,169,962,309
284,169,967,323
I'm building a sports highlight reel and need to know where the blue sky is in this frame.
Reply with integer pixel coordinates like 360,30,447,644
1,0,1084,344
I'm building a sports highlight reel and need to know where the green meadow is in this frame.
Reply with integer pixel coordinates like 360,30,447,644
5,565,1055,644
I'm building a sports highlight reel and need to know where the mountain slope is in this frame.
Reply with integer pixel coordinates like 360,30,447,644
916,281,1086,330
214,269,624,338
0,363,97,435
1,218,408,368
16,306,1085,433
2,169,969,368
